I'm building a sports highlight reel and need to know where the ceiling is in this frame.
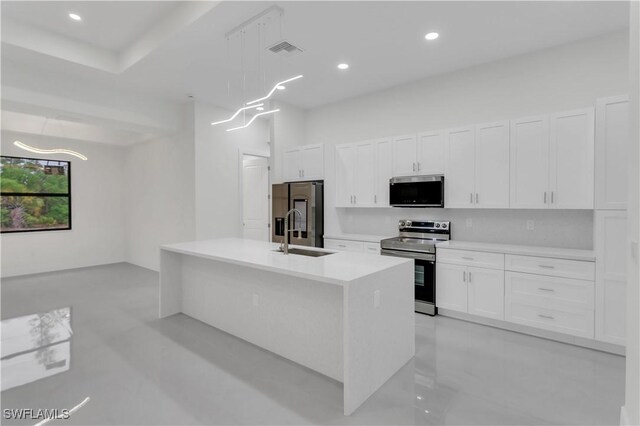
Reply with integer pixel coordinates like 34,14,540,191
0,1,630,143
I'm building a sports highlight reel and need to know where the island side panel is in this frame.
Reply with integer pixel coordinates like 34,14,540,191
343,260,415,416
159,249,183,318
179,254,344,382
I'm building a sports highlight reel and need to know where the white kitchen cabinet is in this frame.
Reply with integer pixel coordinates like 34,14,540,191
392,132,445,177
595,95,629,210
375,138,393,207
445,127,476,208
392,134,418,176
417,131,446,175
595,210,626,346
445,122,510,209
549,108,594,209
324,238,364,252
354,141,376,206
436,263,468,312
283,144,324,182
510,115,550,209
474,121,510,208
510,109,594,209
467,266,505,320
335,144,355,207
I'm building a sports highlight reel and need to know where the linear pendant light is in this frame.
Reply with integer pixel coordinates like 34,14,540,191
210,103,264,126
226,109,280,132
13,141,88,161
245,75,303,105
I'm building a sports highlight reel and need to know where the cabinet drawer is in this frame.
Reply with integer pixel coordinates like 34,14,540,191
363,242,381,254
436,249,504,270
324,239,364,252
505,299,594,339
505,255,594,280
505,272,594,309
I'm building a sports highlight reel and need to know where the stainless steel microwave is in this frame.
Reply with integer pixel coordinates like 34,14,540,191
389,175,444,207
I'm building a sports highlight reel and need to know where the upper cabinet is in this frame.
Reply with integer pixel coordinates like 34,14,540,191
335,139,392,207
549,108,595,209
392,132,445,177
445,122,509,208
510,108,594,209
283,144,324,182
595,95,629,210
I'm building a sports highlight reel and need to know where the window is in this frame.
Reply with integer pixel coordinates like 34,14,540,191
1,156,71,233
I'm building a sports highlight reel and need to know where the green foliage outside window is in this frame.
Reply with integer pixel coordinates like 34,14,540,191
1,156,71,232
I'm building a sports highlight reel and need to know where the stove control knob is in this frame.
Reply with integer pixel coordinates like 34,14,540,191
435,223,440,228
406,220,412,227
441,223,448,229
399,220,406,229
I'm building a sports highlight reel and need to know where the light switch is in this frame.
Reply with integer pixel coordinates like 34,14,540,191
374,290,381,308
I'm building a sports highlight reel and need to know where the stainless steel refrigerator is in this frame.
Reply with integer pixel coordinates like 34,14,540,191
272,181,324,248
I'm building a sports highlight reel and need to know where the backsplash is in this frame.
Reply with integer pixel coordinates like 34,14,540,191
334,208,594,250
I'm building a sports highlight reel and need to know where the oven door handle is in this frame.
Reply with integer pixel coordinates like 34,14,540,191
380,249,435,262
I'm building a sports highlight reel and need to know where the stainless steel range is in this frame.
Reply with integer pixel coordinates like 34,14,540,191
380,220,451,316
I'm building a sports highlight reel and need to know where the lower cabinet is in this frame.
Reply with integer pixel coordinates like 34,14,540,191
504,271,595,338
324,238,382,254
436,262,504,320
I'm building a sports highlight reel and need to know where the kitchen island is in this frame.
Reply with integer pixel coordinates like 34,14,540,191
159,238,414,415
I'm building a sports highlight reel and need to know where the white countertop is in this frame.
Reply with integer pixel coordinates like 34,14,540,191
324,233,393,243
161,238,411,286
436,241,595,262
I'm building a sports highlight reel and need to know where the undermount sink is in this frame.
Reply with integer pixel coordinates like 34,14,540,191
273,248,335,257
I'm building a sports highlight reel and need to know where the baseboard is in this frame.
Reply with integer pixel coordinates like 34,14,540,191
438,308,625,356
620,405,629,426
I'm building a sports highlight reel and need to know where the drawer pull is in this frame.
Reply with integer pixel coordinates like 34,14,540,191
462,256,475,261
338,245,346,248
538,287,555,292
538,265,555,269
538,314,554,320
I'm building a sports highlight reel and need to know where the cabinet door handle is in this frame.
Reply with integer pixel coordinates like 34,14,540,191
338,244,346,248
354,195,357,204
538,265,555,269
417,162,421,171
476,193,479,204
462,256,474,261
470,193,473,204
468,272,472,283
551,191,554,204
374,195,377,203
544,192,547,204
412,163,416,172
538,314,554,320
538,287,555,292
462,271,466,282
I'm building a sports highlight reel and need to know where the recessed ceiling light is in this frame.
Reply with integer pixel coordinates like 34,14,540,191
68,13,82,21
337,63,349,70
276,85,286,90
425,32,439,41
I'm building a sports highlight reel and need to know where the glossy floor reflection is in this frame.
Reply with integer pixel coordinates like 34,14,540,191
1,263,625,425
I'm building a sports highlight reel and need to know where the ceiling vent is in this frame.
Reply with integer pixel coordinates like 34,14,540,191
267,40,303,57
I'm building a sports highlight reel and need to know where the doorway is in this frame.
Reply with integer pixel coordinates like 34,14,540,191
241,154,270,241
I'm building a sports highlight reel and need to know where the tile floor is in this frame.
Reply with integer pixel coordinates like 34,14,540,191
0,263,625,425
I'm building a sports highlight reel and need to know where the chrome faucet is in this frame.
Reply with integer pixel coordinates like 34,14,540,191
280,208,302,255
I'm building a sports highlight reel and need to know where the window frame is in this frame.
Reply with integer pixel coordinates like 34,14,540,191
1,155,72,234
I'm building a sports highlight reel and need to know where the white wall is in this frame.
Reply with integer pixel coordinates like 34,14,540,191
624,2,639,425
124,104,196,271
0,131,126,277
194,100,270,240
298,31,629,249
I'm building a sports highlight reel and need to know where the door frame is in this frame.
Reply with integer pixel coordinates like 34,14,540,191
238,148,271,241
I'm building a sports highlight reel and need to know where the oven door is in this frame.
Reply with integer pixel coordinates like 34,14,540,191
380,249,437,316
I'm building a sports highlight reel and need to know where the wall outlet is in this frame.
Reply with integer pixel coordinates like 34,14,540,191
466,218,473,228
252,293,259,307
374,290,381,308
526,220,535,231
